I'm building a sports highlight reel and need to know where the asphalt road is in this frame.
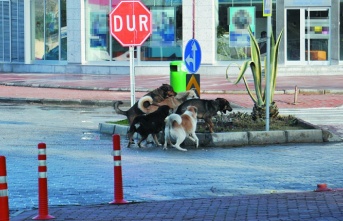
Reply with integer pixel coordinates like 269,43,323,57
279,107,343,138
1,103,342,216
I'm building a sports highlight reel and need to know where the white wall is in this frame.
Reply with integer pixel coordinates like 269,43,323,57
67,1,83,64
183,0,216,66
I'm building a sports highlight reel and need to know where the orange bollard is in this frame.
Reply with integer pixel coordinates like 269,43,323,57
109,134,128,204
32,143,55,220
315,183,332,192
0,156,9,221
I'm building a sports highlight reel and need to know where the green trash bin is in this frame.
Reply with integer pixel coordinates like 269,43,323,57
170,61,187,93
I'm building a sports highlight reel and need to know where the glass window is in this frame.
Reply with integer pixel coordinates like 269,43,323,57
33,0,67,61
286,9,300,61
0,0,24,62
305,9,329,62
340,1,343,60
0,0,11,62
85,0,110,61
286,8,330,63
217,0,276,61
141,2,182,61
84,0,182,62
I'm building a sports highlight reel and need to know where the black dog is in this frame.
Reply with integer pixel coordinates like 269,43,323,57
175,98,233,133
113,84,176,125
127,105,171,148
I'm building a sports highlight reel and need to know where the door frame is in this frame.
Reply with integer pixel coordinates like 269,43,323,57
284,7,331,65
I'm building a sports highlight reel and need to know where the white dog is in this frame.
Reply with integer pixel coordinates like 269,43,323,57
163,106,199,151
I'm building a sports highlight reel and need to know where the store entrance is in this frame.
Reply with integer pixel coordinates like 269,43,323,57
285,8,330,65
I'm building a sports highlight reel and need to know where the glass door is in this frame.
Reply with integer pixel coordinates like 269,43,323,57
286,8,330,65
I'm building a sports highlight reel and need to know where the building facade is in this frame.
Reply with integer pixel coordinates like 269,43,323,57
0,0,342,75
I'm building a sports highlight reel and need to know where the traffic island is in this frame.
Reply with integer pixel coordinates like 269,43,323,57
98,121,342,148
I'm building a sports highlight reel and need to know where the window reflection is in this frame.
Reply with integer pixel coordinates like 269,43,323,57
85,0,182,62
34,0,67,61
287,9,300,61
340,1,343,60
141,6,182,61
86,0,110,61
216,1,276,61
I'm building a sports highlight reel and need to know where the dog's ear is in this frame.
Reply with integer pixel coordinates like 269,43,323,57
162,83,173,90
161,84,171,90
215,98,223,103
216,98,232,112
215,98,225,108
159,84,169,97
161,84,177,97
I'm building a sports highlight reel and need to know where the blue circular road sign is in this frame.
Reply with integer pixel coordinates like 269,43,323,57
184,39,202,73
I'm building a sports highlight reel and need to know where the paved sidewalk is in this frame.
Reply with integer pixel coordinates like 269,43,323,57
1,72,343,220
0,73,343,108
11,190,343,221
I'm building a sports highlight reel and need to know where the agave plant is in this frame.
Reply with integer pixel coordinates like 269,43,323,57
226,26,284,120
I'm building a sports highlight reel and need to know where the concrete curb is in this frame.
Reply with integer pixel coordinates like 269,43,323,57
0,97,114,106
0,97,243,109
99,123,341,148
2,82,343,95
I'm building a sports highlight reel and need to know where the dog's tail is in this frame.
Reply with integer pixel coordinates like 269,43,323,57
165,114,182,126
113,101,128,116
137,96,153,113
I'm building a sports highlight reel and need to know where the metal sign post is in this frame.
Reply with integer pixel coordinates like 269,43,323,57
129,46,135,106
109,1,152,106
264,0,272,131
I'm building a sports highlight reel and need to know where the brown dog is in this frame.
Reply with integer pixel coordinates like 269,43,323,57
138,88,198,114
175,98,233,133
113,84,176,125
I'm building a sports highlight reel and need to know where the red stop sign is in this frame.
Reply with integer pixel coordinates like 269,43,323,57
109,1,152,47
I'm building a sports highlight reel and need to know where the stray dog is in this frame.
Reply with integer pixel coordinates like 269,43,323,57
113,84,176,125
138,88,198,114
127,105,171,148
175,98,233,133
164,106,198,151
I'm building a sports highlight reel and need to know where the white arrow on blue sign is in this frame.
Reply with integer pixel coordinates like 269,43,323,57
184,39,202,73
